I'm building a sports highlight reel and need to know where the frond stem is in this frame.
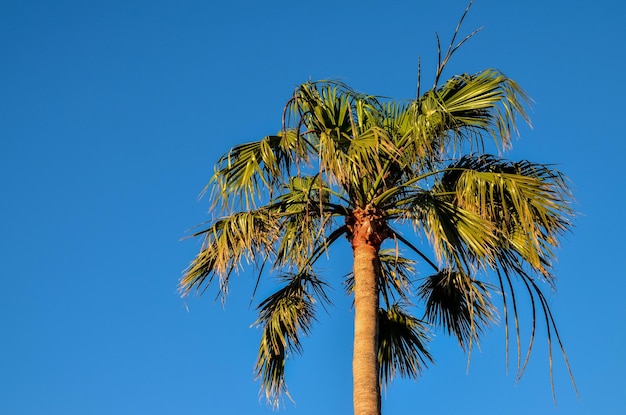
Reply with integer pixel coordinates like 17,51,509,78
390,229,439,272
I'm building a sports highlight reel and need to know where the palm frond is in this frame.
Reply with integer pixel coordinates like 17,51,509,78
443,154,573,277
439,70,529,148
418,269,496,350
207,129,311,212
271,175,348,270
253,272,330,407
377,249,416,306
406,189,499,271
284,80,409,207
397,68,530,172
496,251,579,401
378,304,433,388
180,208,280,298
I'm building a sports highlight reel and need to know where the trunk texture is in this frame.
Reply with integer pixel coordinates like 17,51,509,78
348,208,387,415
352,242,380,415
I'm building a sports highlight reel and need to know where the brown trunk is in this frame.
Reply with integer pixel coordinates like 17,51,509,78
348,209,387,415
352,243,381,415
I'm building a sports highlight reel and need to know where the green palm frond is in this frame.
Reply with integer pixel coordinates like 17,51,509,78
207,129,311,212
180,208,280,298
182,175,347,298
272,175,346,270
254,272,330,407
406,189,500,271
397,69,530,171
442,154,572,277
418,269,496,350
436,70,529,148
289,81,354,134
285,81,404,207
378,304,433,388
287,80,384,134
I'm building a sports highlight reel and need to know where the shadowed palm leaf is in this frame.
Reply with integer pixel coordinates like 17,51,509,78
419,269,495,350
378,304,434,388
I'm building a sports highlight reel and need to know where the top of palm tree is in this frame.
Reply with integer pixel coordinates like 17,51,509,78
181,1,576,408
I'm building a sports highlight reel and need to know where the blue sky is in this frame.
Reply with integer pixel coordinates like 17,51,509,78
1,0,625,414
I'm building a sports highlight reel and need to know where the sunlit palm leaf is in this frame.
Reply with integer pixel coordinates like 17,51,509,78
406,190,499,270
271,175,347,270
398,69,530,169
253,272,330,407
207,130,311,212
434,153,574,387
180,208,280,298
445,154,572,277
286,81,404,207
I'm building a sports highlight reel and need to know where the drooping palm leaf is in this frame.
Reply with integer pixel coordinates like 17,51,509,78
389,69,530,179
271,174,338,270
405,189,500,271
418,269,496,350
445,155,572,276
253,272,330,407
495,250,579,401
378,304,433,388
180,208,281,298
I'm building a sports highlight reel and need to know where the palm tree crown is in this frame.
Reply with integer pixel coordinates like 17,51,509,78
181,22,575,415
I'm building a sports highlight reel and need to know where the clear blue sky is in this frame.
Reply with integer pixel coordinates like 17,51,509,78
2,0,624,414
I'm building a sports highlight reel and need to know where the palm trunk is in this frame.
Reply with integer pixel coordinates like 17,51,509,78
352,242,381,415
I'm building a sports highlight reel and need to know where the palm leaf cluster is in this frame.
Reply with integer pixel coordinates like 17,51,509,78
181,23,575,407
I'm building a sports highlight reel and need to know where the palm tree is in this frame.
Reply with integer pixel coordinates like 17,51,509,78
180,10,575,415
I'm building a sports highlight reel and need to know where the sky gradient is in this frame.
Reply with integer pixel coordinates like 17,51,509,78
2,0,625,414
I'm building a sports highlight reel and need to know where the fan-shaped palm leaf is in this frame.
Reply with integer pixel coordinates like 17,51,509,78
418,269,496,350
180,208,281,298
378,304,433,388
254,272,330,407
207,130,312,212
